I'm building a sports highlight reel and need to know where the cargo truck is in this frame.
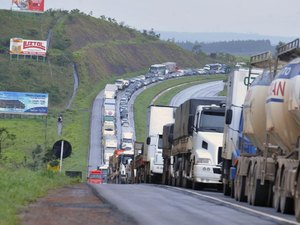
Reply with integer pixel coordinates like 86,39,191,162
102,135,118,166
109,149,134,184
103,104,116,117
131,142,144,183
87,169,104,184
104,84,117,99
162,97,226,189
121,127,134,153
102,121,115,136
162,123,174,185
221,67,262,196
135,105,176,183
162,62,177,74
146,64,167,77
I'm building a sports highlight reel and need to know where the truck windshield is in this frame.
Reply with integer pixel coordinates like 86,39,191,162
149,66,166,75
123,138,132,143
89,173,102,179
198,111,225,133
120,156,133,164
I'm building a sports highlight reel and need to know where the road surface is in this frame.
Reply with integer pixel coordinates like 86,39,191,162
169,80,224,106
92,184,297,225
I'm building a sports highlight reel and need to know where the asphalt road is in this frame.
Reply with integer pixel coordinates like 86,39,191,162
92,184,297,225
169,80,224,106
88,90,104,171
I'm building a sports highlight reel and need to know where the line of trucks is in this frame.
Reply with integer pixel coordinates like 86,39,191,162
105,62,178,184
102,83,135,183
106,39,300,221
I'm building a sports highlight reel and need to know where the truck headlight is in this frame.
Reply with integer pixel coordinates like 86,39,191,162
196,158,211,164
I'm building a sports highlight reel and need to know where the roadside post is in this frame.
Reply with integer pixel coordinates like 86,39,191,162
57,115,63,172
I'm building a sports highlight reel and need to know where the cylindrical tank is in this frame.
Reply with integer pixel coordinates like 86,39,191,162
243,70,275,151
266,58,300,153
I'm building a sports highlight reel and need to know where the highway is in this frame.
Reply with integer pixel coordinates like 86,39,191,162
88,79,299,225
92,184,297,225
169,80,224,106
88,90,104,171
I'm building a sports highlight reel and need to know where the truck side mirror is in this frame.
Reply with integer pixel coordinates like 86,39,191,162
225,109,233,125
146,137,150,145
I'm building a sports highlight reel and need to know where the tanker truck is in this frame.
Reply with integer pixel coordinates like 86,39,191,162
228,39,300,221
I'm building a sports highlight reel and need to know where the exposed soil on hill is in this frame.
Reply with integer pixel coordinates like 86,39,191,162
19,184,136,225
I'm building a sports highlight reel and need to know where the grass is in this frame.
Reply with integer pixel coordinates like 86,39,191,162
134,75,226,142
0,68,145,225
0,167,77,225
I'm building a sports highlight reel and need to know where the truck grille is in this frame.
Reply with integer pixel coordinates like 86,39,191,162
213,168,221,174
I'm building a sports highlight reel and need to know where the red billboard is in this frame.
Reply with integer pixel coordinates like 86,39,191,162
10,38,47,57
11,0,44,13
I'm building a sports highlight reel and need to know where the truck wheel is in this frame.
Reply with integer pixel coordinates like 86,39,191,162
223,181,231,196
273,168,281,212
280,168,294,214
246,164,254,205
295,172,300,222
171,176,176,186
236,175,247,202
182,177,191,189
192,181,197,190
251,164,268,206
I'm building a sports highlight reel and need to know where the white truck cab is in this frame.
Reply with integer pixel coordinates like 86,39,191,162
191,105,225,184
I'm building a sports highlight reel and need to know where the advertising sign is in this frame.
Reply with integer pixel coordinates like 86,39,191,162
10,38,47,57
11,0,44,13
0,91,48,115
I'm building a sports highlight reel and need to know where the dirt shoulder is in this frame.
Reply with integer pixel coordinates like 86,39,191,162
19,183,136,225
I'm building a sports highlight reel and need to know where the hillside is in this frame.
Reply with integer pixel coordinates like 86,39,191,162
0,9,205,173
0,9,202,109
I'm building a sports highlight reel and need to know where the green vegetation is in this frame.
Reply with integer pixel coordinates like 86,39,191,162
0,168,76,225
134,75,226,142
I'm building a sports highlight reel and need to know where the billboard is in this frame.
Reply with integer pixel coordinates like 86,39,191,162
11,0,45,13
10,38,47,57
0,91,48,115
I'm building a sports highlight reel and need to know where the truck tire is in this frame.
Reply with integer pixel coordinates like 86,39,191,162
273,169,281,212
251,164,269,206
192,181,197,190
280,168,294,214
235,174,247,202
223,181,231,196
295,172,300,222
246,163,254,205
222,159,231,196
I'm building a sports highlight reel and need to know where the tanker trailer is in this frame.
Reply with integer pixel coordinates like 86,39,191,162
265,39,300,217
238,51,277,206
239,39,300,221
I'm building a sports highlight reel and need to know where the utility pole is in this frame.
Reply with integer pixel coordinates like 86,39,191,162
57,115,64,172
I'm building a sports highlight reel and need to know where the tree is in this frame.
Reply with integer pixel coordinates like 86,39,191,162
192,44,203,55
0,128,16,157
100,15,106,20
276,41,285,51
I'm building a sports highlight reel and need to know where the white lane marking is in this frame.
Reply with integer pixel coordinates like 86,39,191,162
170,187,300,225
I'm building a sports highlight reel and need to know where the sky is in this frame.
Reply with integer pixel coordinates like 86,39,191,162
2,0,300,37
